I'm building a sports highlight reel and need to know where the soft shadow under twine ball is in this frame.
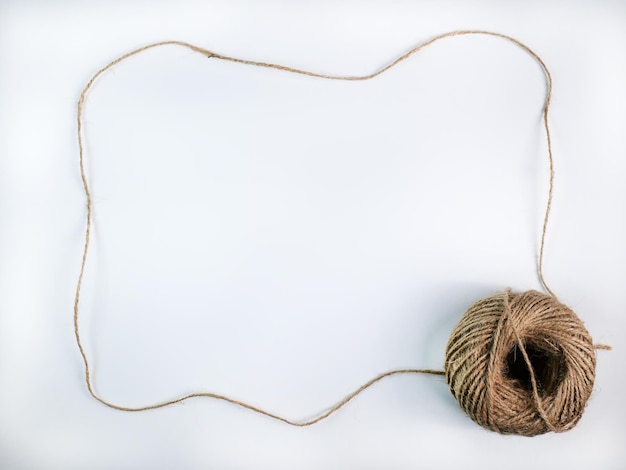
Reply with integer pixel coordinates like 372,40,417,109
444,290,596,436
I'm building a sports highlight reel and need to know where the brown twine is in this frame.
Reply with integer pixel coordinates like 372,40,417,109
445,290,600,436
75,30,609,433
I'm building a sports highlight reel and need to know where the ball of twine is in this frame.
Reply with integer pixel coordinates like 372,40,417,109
444,289,596,436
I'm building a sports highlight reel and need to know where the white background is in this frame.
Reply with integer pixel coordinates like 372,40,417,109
1,1,625,469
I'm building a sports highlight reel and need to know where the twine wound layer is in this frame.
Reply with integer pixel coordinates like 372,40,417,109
75,30,608,435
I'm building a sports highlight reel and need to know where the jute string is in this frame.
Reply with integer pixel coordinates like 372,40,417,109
75,30,608,434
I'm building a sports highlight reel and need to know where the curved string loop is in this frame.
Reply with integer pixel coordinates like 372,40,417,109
76,30,557,421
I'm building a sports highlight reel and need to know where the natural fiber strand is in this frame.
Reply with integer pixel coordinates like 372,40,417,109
74,30,608,430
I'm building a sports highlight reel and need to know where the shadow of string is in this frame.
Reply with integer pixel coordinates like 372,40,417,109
74,30,610,426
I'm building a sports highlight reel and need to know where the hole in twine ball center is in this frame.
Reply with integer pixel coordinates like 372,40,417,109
444,290,596,436
504,342,567,396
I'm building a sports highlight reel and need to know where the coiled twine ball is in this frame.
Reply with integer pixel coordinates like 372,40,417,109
444,290,596,436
